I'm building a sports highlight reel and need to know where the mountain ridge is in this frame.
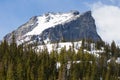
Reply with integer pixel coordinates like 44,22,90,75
4,11,101,45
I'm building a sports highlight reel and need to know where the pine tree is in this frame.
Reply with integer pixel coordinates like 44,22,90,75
6,63,14,80
111,41,117,57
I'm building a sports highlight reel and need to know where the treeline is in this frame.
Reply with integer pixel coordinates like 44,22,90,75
0,38,120,80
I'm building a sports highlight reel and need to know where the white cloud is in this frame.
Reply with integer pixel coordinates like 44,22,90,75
91,2,120,44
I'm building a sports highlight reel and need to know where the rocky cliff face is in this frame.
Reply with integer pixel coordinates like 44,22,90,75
4,16,38,43
4,11,101,45
40,11,101,42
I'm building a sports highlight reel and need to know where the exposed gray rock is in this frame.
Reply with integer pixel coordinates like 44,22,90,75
4,11,101,44
4,16,38,43
40,11,101,43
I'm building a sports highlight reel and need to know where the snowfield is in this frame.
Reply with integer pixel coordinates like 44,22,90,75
26,12,80,36
36,41,103,57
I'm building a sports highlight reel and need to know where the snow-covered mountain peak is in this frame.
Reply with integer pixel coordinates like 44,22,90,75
4,11,101,45
25,11,80,36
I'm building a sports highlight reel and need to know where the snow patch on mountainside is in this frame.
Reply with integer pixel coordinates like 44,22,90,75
25,12,80,36
37,41,82,53
37,41,102,57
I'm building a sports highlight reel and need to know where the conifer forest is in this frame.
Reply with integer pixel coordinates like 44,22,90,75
0,38,120,80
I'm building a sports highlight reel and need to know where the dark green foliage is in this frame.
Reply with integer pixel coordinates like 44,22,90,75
111,41,117,56
0,38,120,80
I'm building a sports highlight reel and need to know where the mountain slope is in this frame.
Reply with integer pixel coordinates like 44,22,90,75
4,11,101,45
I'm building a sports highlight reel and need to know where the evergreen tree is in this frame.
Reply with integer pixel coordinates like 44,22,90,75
111,41,117,57
6,63,14,80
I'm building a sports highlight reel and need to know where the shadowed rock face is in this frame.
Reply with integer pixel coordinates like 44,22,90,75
40,11,101,42
4,11,101,44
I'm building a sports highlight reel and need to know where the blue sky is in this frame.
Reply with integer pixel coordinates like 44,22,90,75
0,0,120,40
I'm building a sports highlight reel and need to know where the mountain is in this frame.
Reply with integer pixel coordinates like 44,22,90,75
4,11,101,45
